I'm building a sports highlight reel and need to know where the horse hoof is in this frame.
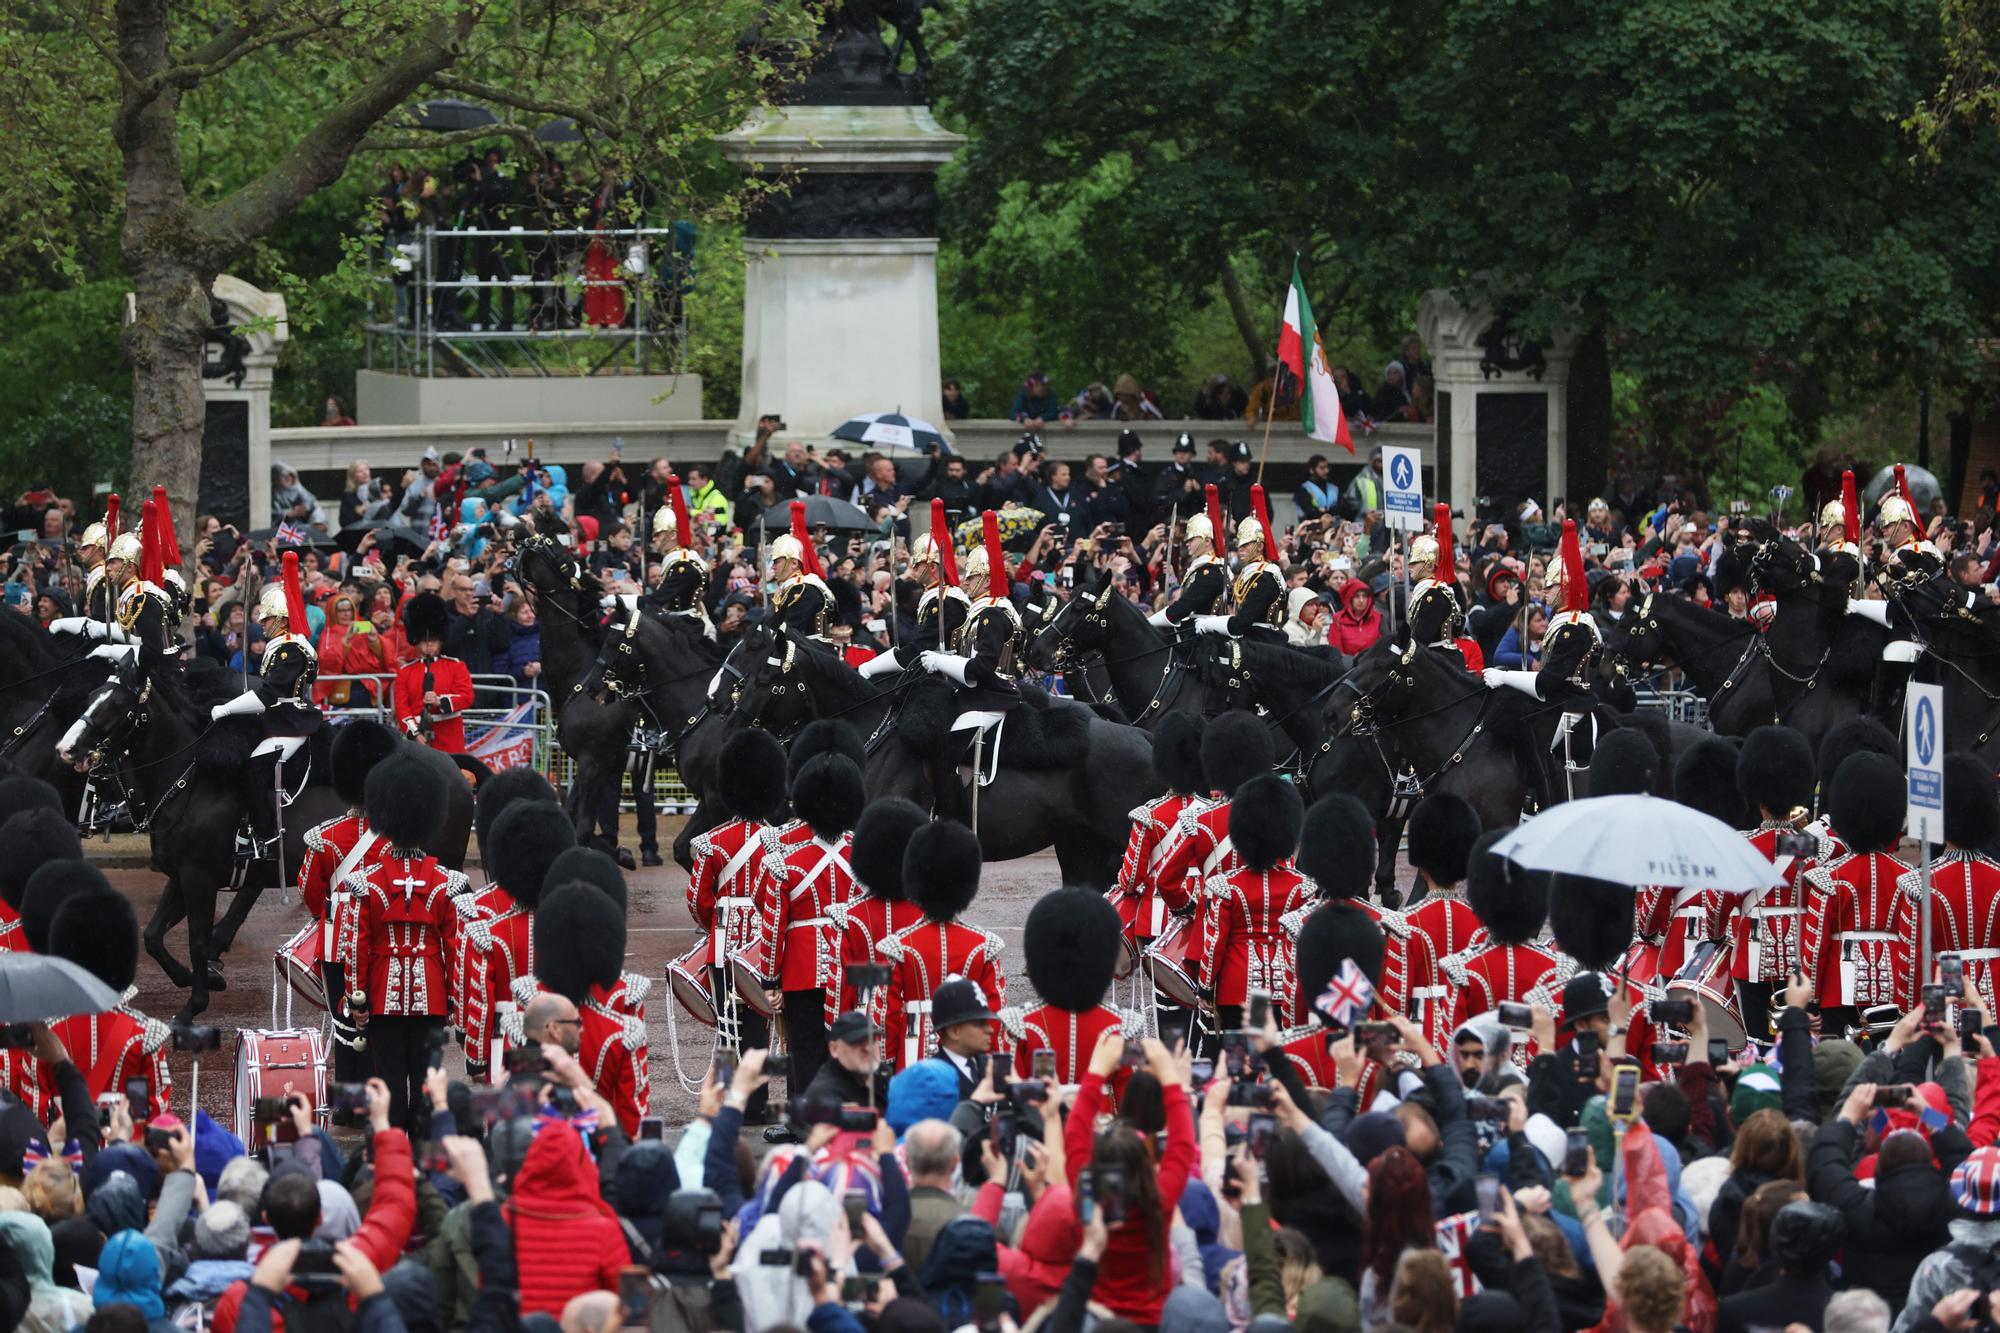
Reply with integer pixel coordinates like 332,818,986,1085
154,958,193,989
1378,886,1404,910
173,1002,206,1026
206,965,227,991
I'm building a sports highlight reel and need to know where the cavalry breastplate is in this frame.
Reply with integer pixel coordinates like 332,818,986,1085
1232,563,1283,627
773,576,830,639
1409,580,1461,640
261,636,320,706
967,600,1021,680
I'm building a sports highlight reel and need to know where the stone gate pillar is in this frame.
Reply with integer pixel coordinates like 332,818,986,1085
198,275,289,529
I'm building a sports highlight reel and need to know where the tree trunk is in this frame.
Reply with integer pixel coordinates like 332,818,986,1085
1219,257,1272,382
1566,325,1613,507
123,263,213,559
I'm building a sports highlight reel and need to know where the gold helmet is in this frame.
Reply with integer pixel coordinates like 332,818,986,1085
1542,552,1568,597
257,584,291,624
911,530,941,565
1409,533,1438,576
107,533,142,565
1819,498,1846,535
78,523,107,552
960,545,990,580
1234,515,1265,550
652,505,679,546
769,532,805,565
1878,494,1917,528
1183,513,1214,546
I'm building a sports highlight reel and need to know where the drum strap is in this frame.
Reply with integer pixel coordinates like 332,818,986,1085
1201,836,1235,880
788,847,845,905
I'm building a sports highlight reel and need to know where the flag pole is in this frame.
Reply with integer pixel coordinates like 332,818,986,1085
1256,367,1280,487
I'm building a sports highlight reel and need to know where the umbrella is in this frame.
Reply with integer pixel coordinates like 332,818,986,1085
336,521,429,559
535,117,584,143
0,955,121,1023
409,98,499,132
761,495,878,535
1488,794,1786,893
247,526,340,553
953,508,1049,552
1862,463,1943,515
830,412,951,455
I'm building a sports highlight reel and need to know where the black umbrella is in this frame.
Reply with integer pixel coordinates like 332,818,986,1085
762,495,878,535
248,526,340,553
336,521,430,559
410,98,499,132
829,411,951,455
535,118,584,143
0,955,120,1023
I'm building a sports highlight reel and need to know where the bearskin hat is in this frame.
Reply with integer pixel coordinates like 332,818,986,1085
1737,726,1815,821
363,748,450,850
851,799,930,901
1816,718,1898,815
0,808,82,911
1675,737,1750,828
1945,752,2000,850
1548,874,1635,971
1201,712,1274,799
1466,828,1549,946
533,882,626,1004
544,846,626,915
0,775,61,817
488,800,576,910
20,860,111,955
1612,714,1675,795
905,820,981,923
1296,794,1376,901
1589,728,1660,797
331,720,400,808
1230,776,1302,872
1022,889,1123,1012
719,730,789,824
788,719,865,787
402,592,451,645
1151,713,1206,797
1407,794,1481,888
1293,903,1387,1023
792,753,864,839
474,766,560,865
49,888,137,991
1825,751,1906,855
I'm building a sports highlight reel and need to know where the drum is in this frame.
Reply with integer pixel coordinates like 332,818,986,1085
1105,888,1141,979
233,1028,329,1146
1143,914,1201,1009
667,941,717,1027
1618,938,1664,990
729,941,777,1017
272,924,327,1028
1665,939,1745,1047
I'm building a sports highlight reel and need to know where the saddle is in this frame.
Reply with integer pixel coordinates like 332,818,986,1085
897,677,1089,772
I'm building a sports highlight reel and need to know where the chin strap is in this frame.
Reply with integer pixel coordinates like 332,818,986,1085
1482,668,1543,699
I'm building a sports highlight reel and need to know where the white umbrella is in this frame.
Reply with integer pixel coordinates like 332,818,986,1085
1489,794,1785,893
829,412,950,455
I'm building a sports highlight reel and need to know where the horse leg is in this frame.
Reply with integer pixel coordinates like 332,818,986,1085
175,873,220,1025
143,881,193,990
213,873,264,958
1374,804,1411,909
1054,831,1118,893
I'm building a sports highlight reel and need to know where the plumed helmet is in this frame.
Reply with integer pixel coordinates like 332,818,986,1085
904,820,981,923
1825,751,1906,855
1816,718,1898,815
78,523,107,552
1408,533,1438,574
1296,793,1376,901
719,730,789,823
330,720,399,808
49,888,138,991
108,533,142,565
20,860,111,955
851,799,930,902
1589,729,1661,796
1183,512,1214,545
402,592,451,645
1945,752,2000,850
0,776,62,817
1151,713,1207,796
1736,726,1816,821
363,748,450,850
1466,828,1550,946
533,882,626,1004
910,531,941,566
1022,889,1123,1012
0,808,82,911
959,544,989,579
1818,498,1846,536
1406,794,1481,887
256,584,290,623
651,505,680,547
1201,711,1274,798
1675,737,1751,828
1294,903,1387,1020
1878,494,1917,529
1230,776,1302,871
769,532,805,565
792,753,864,839
474,767,560,866
488,800,576,910
1234,514,1264,549
1548,874,1635,971
544,846,626,916
788,719,865,787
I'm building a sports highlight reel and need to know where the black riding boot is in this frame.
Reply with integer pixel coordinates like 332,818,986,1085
245,752,282,856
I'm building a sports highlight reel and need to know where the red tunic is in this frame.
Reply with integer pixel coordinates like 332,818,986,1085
1440,941,1569,1061
688,818,776,967
1730,824,1830,983
1111,792,1196,946
832,896,925,1029
758,834,855,1011
0,901,27,955
1277,1026,1386,1107
1003,1003,1139,1087
1148,796,1235,982
456,884,531,1074
580,980,648,1136
300,812,382,988
347,850,467,1017
393,655,475,753
44,997,173,1118
1199,865,1312,1014
1285,901,1449,1052
1802,850,1916,1009
1921,851,2000,1019
878,917,1007,1072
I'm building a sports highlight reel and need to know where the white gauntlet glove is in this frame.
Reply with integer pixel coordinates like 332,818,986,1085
1845,598,1891,628
1194,616,1234,637
856,651,902,680
1482,668,1543,699
919,651,973,687
209,693,267,722
1146,610,1174,629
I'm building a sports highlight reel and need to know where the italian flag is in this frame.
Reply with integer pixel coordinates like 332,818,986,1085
1275,259,1353,451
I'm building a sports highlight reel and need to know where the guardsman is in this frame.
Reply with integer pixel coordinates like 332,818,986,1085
208,550,320,855
1632,741,1743,985
1801,752,1914,1034
646,474,712,636
533,881,649,1136
1402,793,1486,974
50,504,167,652
1483,519,1601,804
297,720,400,1084
1548,874,1658,1080
1195,485,1285,643
1919,753,2000,1020
394,593,473,753
44,888,172,1118
829,797,930,1032
768,499,835,642
1439,830,1569,1060
918,510,1021,698
10,853,105,1116
1731,726,1830,1042
1820,469,1866,593
878,820,1006,1072
859,498,972,679
1279,902,1387,1094
1002,888,1141,1090
1151,485,1230,630
76,497,112,620
1200,776,1312,1031
1109,714,1206,991
460,798,572,1082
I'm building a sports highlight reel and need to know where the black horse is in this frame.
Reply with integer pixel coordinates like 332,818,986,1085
726,619,1162,889
1743,534,1880,749
56,648,470,1021
1604,592,1776,737
1300,666,1421,901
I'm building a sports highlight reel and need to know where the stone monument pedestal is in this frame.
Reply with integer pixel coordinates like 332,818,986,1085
199,275,289,529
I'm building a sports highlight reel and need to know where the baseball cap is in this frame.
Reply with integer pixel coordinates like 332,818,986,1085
931,977,996,1031
829,1011,880,1045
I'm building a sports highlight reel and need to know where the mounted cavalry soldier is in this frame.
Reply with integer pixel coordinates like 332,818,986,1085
769,499,835,642
1195,485,1286,643
207,550,320,856
646,474,712,636
1150,485,1229,631
1876,465,1942,589
914,511,1022,820
860,498,972,679
1919,752,2000,1021
1483,518,1601,803
395,592,473,754
1732,725,1830,1042
1818,470,1866,593
1407,504,1480,670
76,494,113,620
50,497,170,653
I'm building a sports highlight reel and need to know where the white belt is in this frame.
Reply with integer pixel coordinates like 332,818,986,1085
716,896,754,909
1952,949,2000,962
1837,931,1901,943
1752,906,1803,917
1673,907,1709,919
905,1000,931,1015
786,917,830,930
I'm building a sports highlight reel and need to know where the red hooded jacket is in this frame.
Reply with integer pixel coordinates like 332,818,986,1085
505,1120,627,1315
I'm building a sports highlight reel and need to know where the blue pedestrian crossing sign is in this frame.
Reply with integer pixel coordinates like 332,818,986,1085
1383,445,1424,532
1907,683,1944,842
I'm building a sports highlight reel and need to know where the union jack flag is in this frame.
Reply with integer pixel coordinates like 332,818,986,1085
273,521,310,548
20,1139,84,1175
1313,959,1375,1031
428,506,450,546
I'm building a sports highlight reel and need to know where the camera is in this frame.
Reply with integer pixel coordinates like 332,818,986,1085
1648,998,1694,1025
1466,1096,1512,1123
1564,1128,1592,1178
1090,1166,1127,1226
293,1239,340,1286
1651,1042,1690,1066
144,1125,177,1155
327,1083,368,1117
1773,831,1816,859
1031,1049,1057,1082
1226,1081,1275,1110
1963,1010,1987,1047
252,1096,299,1143
792,1098,879,1133
1246,1111,1278,1159
1875,1084,1916,1108
1354,1021,1396,1045
1496,1002,1532,1029
1009,1078,1049,1107
1924,983,1949,1026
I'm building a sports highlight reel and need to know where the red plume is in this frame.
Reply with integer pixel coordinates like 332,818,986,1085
137,499,164,587
931,499,958,587
1841,470,1859,545
1895,464,1917,517
1559,519,1589,616
282,550,309,635
667,475,693,551
103,493,121,545
1251,484,1275,559
789,500,825,579
1432,502,1453,578
150,485,181,566
981,510,1007,597
1204,483,1223,546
